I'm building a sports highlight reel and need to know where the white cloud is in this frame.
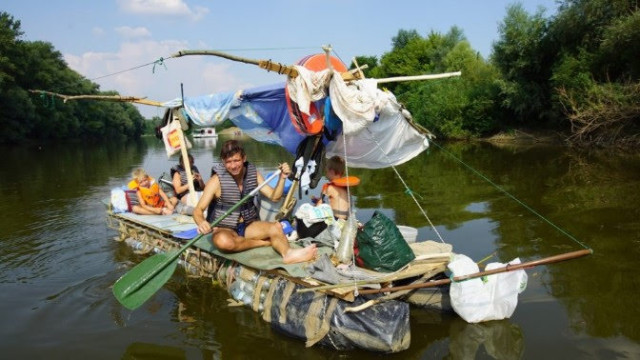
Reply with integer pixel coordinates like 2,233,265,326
117,0,209,21
92,27,105,37
115,26,152,39
63,38,247,118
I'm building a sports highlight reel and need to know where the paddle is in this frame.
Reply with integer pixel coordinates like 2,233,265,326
113,169,282,310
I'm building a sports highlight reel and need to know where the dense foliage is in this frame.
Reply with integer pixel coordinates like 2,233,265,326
353,0,639,146
0,13,147,144
2,0,639,147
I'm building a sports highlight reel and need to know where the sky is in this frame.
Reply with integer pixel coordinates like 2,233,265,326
4,0,558,118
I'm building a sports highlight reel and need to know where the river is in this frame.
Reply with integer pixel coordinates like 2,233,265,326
0,135,638,359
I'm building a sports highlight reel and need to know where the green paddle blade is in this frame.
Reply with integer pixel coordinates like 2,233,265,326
113,252,179,310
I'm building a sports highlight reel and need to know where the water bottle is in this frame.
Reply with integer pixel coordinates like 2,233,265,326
124,238,143,250
241,287,254,306
336,211,358,264
229,280,246,301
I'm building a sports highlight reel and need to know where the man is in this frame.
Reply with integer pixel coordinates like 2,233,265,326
194,140,317,264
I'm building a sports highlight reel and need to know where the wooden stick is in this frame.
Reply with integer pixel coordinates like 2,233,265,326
357,249,593,295
170,49,367,80
376,71,462,84
29,90,164,106
173,120,197,206
352,57,365,79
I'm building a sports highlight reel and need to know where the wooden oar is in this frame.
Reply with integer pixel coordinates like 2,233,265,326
113,170,282,310
356,249,593,295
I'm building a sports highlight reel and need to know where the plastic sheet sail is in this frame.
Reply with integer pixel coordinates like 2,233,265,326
161,63,432,169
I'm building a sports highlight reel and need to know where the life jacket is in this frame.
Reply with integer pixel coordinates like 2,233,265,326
170,164,203,199
321,176,360,193
128,178,164,208
207,162,259,229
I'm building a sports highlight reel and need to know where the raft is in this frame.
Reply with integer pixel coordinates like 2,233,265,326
106,208,452,353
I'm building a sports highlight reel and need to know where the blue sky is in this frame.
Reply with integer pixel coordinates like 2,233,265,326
4,0,558,118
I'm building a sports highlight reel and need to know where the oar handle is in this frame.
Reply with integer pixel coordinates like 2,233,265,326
122,169,282,296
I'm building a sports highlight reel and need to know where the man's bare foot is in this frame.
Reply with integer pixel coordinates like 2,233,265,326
282,244,317,264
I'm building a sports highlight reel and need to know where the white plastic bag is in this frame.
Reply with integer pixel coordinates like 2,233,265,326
110,188,129,213
448,254,528,323
160,120,192,158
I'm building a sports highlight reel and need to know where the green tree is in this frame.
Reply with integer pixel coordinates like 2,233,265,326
492,4,554,126
0,11,147,144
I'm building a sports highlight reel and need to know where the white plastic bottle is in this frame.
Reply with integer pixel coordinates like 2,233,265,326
229,280,246,301
336,211,358,264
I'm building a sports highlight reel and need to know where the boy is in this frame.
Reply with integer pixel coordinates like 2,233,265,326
128,168,178,215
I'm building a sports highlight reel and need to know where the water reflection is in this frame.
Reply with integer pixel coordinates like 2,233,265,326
191,136,218,150
445,319,524,359
1,139,640,358
122,342,186,359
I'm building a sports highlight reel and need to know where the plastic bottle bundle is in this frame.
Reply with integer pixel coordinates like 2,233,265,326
229,279,248,303
124,238,144,251
336,211,358,264
256,277,272,311
229,274,258,306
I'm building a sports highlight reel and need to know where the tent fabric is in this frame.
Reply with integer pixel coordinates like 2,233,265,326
230,82,306,154
328,73,378,135
177,75,429,169
183,91,236,127
326,92,429,169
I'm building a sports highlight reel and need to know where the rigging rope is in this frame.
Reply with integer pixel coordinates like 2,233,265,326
430,140,591,250
50,46,318,94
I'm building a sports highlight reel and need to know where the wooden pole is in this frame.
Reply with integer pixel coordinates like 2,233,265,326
28,90,164,106
352,57,365,80
170,49,367,80
357,249,593,295
173,119,197,206
376,71,462,84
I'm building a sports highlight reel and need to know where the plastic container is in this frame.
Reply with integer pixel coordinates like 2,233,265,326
397,225,418,243
336,212,358,264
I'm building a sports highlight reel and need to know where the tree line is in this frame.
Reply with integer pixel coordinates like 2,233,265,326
1,0,638,147
0,13,147,144
355,0,639,147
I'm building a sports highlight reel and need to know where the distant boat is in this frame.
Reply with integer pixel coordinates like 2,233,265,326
192,127,217,138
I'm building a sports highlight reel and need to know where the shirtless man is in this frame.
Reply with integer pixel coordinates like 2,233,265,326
193,140,317,264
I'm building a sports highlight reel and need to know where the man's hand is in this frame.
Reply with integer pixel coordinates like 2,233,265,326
197,221,212,234
279,162,291,179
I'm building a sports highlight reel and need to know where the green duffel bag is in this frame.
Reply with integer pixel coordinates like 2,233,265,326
355,210,415,272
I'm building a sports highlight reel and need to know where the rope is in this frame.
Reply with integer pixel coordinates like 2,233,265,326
152,57,167,73
430,140,590,250
90,56,173,82
364,128,446,243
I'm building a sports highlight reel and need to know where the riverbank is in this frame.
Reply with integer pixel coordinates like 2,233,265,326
481,129,565,145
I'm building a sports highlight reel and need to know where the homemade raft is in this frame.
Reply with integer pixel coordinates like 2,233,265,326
106,208,452,353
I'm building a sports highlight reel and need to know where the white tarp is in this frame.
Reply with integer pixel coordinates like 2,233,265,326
326,91,429,169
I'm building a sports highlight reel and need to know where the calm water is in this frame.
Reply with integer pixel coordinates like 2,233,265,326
0,136,638,359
